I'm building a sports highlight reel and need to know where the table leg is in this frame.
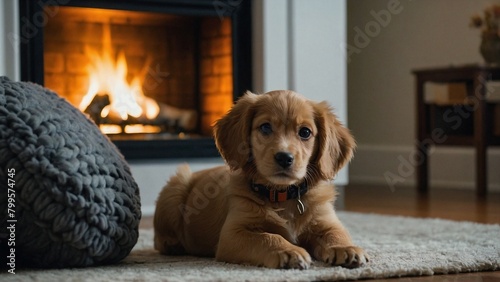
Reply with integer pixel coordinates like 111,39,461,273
416,142,429,195
416,77,429,195
476,144,487,197
474,72,488,197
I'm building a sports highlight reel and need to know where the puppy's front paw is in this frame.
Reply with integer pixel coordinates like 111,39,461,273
268,247,312,269
320,246,369,268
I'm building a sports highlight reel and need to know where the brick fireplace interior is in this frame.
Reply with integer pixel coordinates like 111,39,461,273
20,0,252,159
44,7,233,137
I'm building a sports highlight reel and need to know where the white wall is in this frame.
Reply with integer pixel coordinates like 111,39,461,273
253,0,347,124
291,0,347,128
0,0,20,80
347,0,500,190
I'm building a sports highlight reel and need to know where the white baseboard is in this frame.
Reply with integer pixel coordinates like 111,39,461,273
349,144,500,191
141,205,156,217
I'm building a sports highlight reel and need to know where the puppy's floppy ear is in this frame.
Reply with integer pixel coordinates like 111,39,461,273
312,101,356,180
214,91,259,170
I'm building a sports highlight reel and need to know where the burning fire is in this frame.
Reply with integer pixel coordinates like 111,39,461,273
79,24,160,133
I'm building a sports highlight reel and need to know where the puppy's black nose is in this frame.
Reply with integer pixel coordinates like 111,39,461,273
275,152,294,169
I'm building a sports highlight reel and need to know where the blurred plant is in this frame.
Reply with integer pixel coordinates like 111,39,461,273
470,4,500,38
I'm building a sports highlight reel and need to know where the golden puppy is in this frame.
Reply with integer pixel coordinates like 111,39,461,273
154,90,368,269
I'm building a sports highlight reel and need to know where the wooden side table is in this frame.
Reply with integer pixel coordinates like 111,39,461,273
413,65,500,197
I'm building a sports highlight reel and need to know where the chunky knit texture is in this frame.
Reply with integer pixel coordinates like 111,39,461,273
0,77,141,268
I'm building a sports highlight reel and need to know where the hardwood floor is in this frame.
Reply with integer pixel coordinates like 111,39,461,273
141,185,500,281
343,185,500,224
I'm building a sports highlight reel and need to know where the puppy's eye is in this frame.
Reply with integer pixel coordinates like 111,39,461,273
259,123,272,135
298,127,312,140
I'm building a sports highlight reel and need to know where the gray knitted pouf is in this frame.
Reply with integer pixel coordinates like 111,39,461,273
0,77,141,268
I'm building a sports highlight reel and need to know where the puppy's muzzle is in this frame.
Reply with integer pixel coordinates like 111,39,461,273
275,152,294,169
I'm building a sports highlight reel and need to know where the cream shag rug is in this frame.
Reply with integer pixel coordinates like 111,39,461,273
5,212,500,281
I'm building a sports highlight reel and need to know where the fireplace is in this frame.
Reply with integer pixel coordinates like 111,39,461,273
19,0,252,160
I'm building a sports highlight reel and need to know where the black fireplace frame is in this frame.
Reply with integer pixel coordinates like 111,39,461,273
19,0,252,160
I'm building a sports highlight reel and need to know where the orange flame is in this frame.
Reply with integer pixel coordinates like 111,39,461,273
79,24,160,122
